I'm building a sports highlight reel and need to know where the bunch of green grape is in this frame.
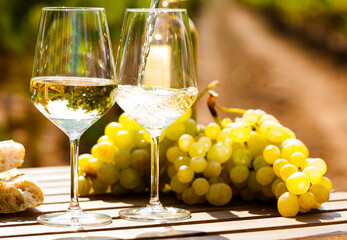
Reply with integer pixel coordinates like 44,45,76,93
77,108,332,218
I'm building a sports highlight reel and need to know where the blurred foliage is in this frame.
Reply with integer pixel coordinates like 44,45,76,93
0,0,200,55
237,0,347,58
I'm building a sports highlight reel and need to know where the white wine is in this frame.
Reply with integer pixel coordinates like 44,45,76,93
30,76,117,135
116,85,198,136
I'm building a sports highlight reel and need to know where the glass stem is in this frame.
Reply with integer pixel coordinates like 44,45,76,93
148,135,162,207
68,137,82,212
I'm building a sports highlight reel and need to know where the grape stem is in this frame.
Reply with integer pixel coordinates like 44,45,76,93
191,80,219,119
207,90,246,126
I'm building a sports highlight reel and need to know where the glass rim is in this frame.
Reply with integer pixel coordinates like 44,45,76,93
42,7,105,11
125,8,187,13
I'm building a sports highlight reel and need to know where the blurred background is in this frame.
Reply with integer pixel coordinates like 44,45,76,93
1,0,347,190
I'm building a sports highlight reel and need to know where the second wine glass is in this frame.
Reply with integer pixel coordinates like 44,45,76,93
116,9,198,221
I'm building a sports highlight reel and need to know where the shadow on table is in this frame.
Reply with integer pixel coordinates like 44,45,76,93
54,237,119,240
296,211,342,223
135,226,229,239
0,208,42,225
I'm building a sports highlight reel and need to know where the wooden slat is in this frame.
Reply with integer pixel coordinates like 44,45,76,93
2,210,347,239
2,166,347,240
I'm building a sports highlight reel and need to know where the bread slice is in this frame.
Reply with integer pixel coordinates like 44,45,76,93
0,140,25,173
0,170,44,213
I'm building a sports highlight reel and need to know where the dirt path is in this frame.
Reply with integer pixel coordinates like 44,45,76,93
196,0,347,190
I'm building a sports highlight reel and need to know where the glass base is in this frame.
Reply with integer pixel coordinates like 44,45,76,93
119,205,191,222
37,210,112,227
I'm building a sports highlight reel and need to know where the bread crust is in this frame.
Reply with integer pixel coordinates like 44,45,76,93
0,140,25,173
0,170,44,213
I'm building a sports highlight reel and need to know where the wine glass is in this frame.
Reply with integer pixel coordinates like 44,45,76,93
115,9,198,221
30,7,116,227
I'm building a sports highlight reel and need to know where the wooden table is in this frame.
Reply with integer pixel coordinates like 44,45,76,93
1,166,347,240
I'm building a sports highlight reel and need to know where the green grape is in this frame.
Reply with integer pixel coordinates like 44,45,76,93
307,158,327,175
131,180,147,194
97,163,120,185
97,135,111,144
242,109,259,125
92,178,108,195
259,114,279,125
178,134,195,152
317,176,332,192
280,164,297,181
285,172,310,195
206,183,232,206
299,192,317,210
205,122,221,140
190,156,208,173
134,130,150,148
114,150,131,169
232,148,252,167
289,152,307,169
189,142,207,158
166,121,186,141
247,171,262,192
177,108,192,122
105,122,123,139
177,165,194,183
280,139,309,160
283,127,296,139
182,187,201,205
84,157,102,176
206,142,232,164
228,120,252,143
261,184,275,198
256,166,275,186
299,207,311,213
192,177,210,196
170,174,189,193
221,118,232,128
247,131,268,158
229,165,249,184
252,156,270,172
277,192,299,217
118,112,130,125
184,118,197,137
203,161,222,178
254,109,266,123
122,116,141,135
174,156,191,170
111,182,129,196
78,153,92,172
114,130,134,150
119,167,141,189
208,176,225,184
91,141,117,163
271,178,283,195
263,144,280,164
259,120,287,143
302,166,322,184
273,158,289,177
309,184,330,203
223,158,235,173
131,149,150,170
166,146,187,163
167,164,177,179
217,128,233,146
240,188,256,201
78,175,90,196
198,136,212,152
273,181,287,199
159,137,172,163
